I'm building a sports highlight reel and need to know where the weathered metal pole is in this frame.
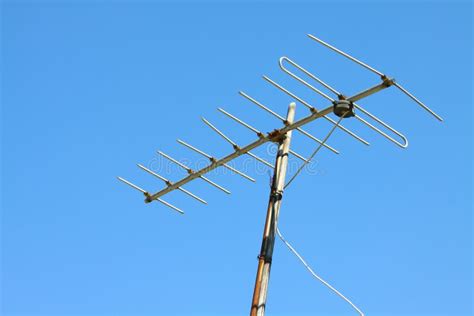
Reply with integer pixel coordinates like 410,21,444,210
250,102,296,316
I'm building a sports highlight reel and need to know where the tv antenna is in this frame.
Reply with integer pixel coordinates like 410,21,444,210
118,34,442,316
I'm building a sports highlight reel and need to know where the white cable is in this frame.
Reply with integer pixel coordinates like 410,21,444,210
276,226,365,316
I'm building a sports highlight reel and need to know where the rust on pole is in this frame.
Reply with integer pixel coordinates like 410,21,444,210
250,102,296,316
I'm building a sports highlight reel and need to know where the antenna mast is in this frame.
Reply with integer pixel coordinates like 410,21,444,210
250,103,295,316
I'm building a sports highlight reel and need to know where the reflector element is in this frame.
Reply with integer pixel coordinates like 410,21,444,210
308,33,443,122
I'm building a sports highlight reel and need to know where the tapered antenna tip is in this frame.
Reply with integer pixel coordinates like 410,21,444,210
289,102,296,109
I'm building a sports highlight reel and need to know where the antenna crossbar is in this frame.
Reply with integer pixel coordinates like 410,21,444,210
123,77,405,204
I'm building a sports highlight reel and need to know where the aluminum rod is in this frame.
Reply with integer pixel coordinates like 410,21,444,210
239,91,340,154
263,75,370,146
202,117,273,168
218,107,261,134
176,187,207,205
288,150,308,163
280,56,340,95
137,163,168,182
157,198,184,214
354,113,408,148
198,176,231,195
247,152,274,168
177,139,256,182
393,82,443,122
217,107,310,163
201,117,236,145
240,91,286,120
263,76,313,110
157,150,194,172
289,149,310,163
117,176,184,214
117,176,147,194
279,57,335,102
137,164,207,204
177,139,213,159
157,150,231,194
307,33,385,77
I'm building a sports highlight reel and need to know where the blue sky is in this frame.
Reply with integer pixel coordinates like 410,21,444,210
1,1,472,316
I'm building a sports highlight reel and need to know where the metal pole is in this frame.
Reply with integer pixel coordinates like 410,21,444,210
250,102,296,316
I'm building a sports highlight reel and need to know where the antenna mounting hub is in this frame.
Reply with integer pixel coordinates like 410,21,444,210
333,100,355,118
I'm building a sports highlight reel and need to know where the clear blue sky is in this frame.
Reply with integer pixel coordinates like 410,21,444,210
1,1,472,316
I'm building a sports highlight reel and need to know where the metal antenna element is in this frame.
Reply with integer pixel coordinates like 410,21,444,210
308,33,443,121
307,33,384,76
117,176,147,194
117,33,442,316
117,177,184,214
279,56,409,148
